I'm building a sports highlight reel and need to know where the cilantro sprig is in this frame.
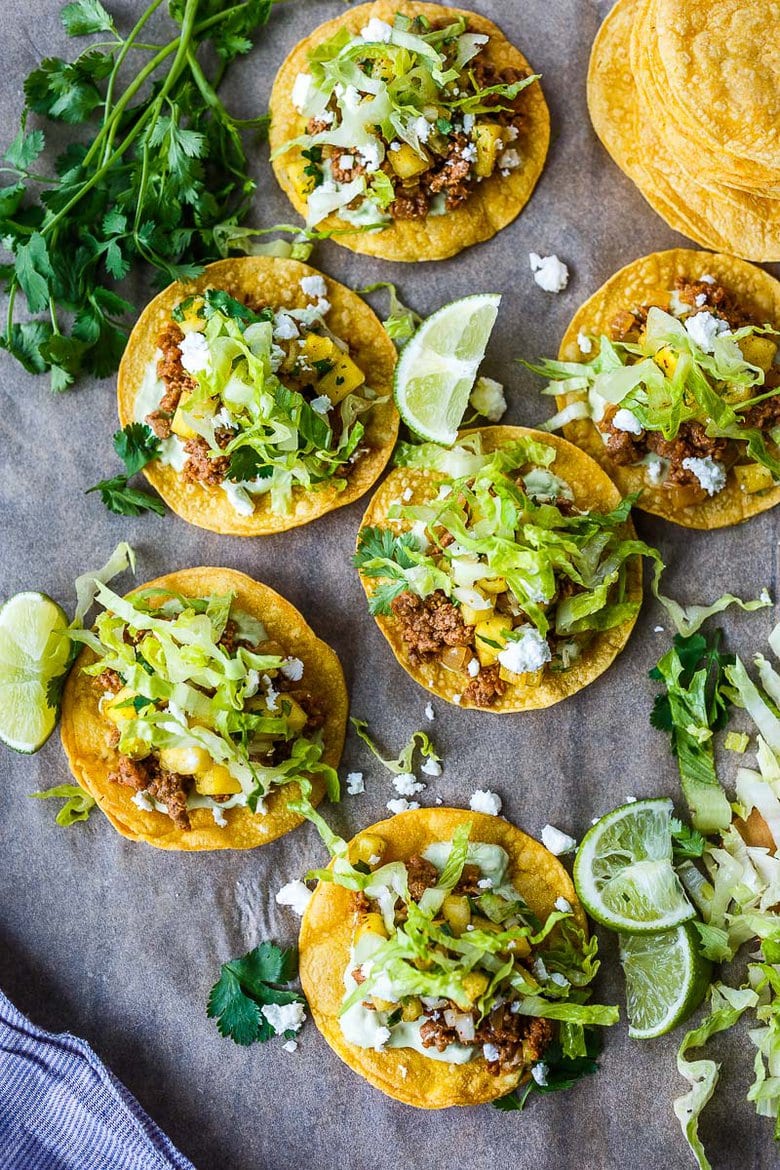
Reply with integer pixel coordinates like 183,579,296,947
0,0,278,390
353,526,421,615
87,422,164,516
207,941,305,1046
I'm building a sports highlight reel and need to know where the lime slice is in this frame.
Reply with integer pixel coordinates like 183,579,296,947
394,293,501,444
620,921,712,1039
573,798,695,934
0,591,71,753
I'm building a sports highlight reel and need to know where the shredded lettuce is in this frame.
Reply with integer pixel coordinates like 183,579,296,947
359,281,422,348
350,717,439,774
651,563,772,637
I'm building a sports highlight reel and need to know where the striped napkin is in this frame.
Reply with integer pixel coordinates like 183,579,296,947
0,989,195,1170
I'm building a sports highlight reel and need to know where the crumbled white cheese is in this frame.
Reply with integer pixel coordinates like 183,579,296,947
467,658,481,678
463,113,475,133
280,657,304,682
625,795,638,803
261,1001,306,1035
373,1026,392,1051
533,957,548,981
291,72,314,113
387,797,420,815
315,297,331,316
424,702,435,722
577,332,593,354
421,757,442,778
402,487,413,502
541,824,577,855
498,148,521,170
399,1064,408,1079
699,273,716,285
554,896,572,913
612,408,643,435
300,274,328,299
681,455,728,496
531,1062,549,1086
684,310,729,353
357,141,382,172
393,772,424,797
482,1043,501,1063
435,796,443,805
550,972,569,988
389,140,402,152
644,453,667,485
131,791,155,812
338,154,355,170
477,878,493,890
504,124,519,141
469,375,506,422
178,330,211,375
368,854,381,866
360,17,393,41
452,694,462,705
498,627,551,676
262,674,279,712
460,142,477,163
695,292,708,307
212,806,228,828
654,625,664,633
346,771,365,795
310,395,332,415
273,313,299,342
282,1040,298,1054
410,115,431,143
469,789,502,816
275,880,312,916
529,253,569,293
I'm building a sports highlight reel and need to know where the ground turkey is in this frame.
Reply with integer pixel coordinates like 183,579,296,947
390,590,474,666
476,1006,553,1073
462,663,507,708
182,437,230,486
147,323,195,438
109,755,191,831
405,855,439,901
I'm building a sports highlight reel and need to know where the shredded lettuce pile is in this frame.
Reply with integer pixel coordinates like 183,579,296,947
525,307,780,479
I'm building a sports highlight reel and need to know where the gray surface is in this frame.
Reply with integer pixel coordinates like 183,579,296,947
0,2,777,1168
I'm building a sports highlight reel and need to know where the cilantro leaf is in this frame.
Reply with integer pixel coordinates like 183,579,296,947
353,527,421,615
4,126,45,170
493,1030,602,1111
86,474,165,517
30,784,96,827
670,818,706,860
227,446,273,482
61,0,115,36
207,941,304,1046
113,423,161,476
14,232,54,314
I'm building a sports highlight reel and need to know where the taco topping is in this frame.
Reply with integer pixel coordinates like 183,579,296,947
134,285,384,517
354,433,652,707
324,822,615,1070
277,12,539,228
530,275,780,505
70,583,338,832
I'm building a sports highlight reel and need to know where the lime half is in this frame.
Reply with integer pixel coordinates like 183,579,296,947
394,293,501,444
620,921,712,1039
0,592,71,753
573,798,695,934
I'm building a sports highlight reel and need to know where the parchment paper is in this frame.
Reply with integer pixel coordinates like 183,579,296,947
1,2,778,1168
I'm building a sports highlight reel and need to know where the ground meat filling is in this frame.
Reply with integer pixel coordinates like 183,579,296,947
419,1014,461,1053
405,855,439,901
390,590,474,666
182,437,230,486
462,663,507,708
476,1008,553,1073
108,755,192,832
147,323,195,438
598,277,778,488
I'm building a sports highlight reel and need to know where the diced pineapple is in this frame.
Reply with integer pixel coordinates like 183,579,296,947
401,997,422,1022
442,894,471,937
355,912,388,943
473,122,503,178
279,695,308,735
103,687,137,728
349,833,387,867
316,353,366,404
739,335,778,372
177,296,206,334
171,394,216,440
474,615,513,666
479,576,507,595
194,765,242,796
510,936,532,958
371,996,397,1012
654,346,678,377
159,745,212,775
302,333,335,364
388,142,430,179
461,971,489,1004
735,462,776,494
371,56,396,82
461,599,494,626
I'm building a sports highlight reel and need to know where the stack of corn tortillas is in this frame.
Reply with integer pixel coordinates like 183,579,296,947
588,0,780,262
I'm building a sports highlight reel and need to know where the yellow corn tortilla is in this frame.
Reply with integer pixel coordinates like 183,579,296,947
356,425,642,711
555,249,780,529
299,806,586,1108
268,1,550,262
117,257,399,535
60,567,348,852
587,0,780,262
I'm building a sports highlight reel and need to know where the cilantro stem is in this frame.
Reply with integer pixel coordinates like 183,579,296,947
99,0,168,166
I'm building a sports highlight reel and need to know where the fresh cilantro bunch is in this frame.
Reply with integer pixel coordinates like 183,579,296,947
207,941,305,1046
0,0,276,390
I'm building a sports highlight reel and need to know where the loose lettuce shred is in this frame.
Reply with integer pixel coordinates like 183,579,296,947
525,309,780,479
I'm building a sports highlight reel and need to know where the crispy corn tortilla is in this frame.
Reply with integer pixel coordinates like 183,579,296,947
555,249,780,529
60,568,348,852
357,425,642,711
117,257,399,535
587,0,780,262
300,806,585,1108
268,1,550,262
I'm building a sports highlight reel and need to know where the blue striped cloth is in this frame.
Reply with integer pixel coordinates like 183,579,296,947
0,989,195,1170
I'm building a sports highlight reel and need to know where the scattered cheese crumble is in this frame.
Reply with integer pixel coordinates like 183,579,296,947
275,880,312,916
529,253,569,293
541,824,577,855
387,797,420,815
346,771,365,795
469,789,502,816
261,1002,306,1036
681,455,727,496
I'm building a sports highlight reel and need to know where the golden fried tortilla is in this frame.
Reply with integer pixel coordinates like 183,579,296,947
356,426,642,711
60,568,347,851
299,806,585,1108
556,249,780,528
117,257,399,535
269,1,549,262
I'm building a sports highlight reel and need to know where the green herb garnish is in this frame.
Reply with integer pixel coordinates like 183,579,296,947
207,941,305,1046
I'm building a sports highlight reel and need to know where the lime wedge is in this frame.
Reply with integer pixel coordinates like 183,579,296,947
573,798,695,934
620,921,712,1039
394,293,501,444
0,591,71,753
